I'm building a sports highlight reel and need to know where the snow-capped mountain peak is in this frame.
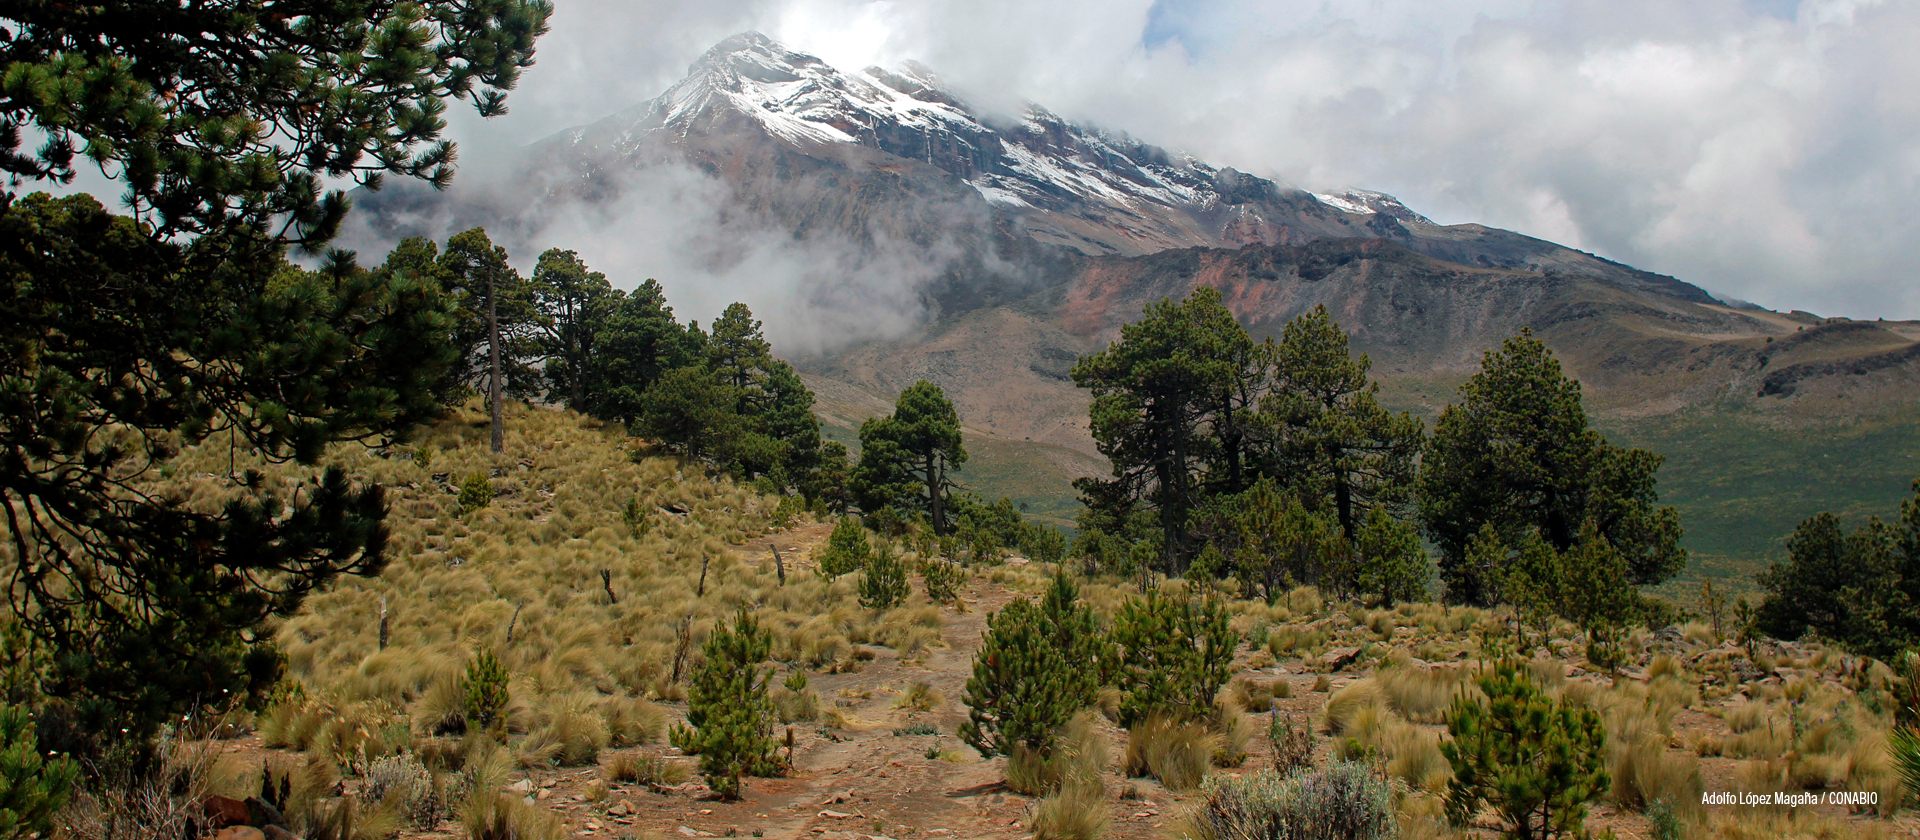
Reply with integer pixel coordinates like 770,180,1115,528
547,32,1437,256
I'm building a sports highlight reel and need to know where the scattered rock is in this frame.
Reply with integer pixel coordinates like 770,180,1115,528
536,788,552,800
608,801,632,816
1323,647,1363,671
214,828,266,840
508,779,535,793
823,790,854,805
200,795,250,828
819,809,858,819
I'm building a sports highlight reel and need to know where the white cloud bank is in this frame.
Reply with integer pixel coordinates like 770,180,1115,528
372,0,1920,321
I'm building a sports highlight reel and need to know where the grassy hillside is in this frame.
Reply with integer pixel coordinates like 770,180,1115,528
1605,411,1920,598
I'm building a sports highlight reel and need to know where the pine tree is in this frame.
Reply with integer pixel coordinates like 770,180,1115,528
1111,591,1238,726
0,0,547,742
1356,505,1431,605
669,610,784,800
439,228,540,452
529,248,617,411
1420,331,1685,604
1442,662,1609,840
1753,480,1920,658
0,704,77,837
1265,305,1425,541
860,542,909,609
960,573,1107,759
818,518,873,578
582,279,701,426
1072,287,1252,574
853,381,967,532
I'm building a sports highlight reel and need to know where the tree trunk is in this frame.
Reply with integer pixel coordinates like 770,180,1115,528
488,272,504,453
1334,470,1355,544
927,449,944,534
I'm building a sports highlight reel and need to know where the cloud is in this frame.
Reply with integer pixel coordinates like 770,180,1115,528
335,156,970,357
426,0,1919,320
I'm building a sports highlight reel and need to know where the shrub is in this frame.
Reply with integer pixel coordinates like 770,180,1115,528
0,705,80,838
461,652,510,738
817,517,871,578
1112,590,1237,726
1443,661,1608,840
1184,760,1396,840
1268,710,1315,775
860,542,909,609
356,752,442,829
458,472,495,512
960,573,1108,761
668,610,784,799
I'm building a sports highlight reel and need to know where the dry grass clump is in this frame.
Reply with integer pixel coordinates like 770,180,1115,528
1322,680,1385,734
1224,676,1289,712
1723,699,1769,734
1609,718,1705,816
1376,653,1478,724
1706,808,1890,840
1028,713,1113,840
1322,686,1449,792
1125,714,1218,792
893,680,943,712
604,749,692,788
1032,781,1111,840
515,693,610,767
1010,711,1110,796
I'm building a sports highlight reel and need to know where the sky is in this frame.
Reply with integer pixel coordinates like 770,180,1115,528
417,0,1920,321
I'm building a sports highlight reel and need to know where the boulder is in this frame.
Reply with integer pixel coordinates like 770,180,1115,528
263,826,300,840
200,796,250,828
245,797,287,829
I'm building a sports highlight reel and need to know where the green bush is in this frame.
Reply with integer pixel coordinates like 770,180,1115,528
859,542,909,609
817,517,871,578
458,472,495,512
1112,590,1237,726
1442,661,1609,840
0,705,79,839
669,610,784,799
1186,760,1396,840
921,557,963,604
960,573,1108,760
461,652,510,738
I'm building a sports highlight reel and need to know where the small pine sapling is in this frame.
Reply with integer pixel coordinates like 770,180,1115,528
1442,660,1609,840
0,704,80,838
669,610,784,799
921,557,963,605
817,517,871,578
860,542,909,609
461,651,511,739
960,573,1108,761
1112,590,1238,726
458,472,495,513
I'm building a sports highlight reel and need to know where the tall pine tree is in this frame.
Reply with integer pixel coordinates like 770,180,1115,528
1419,331,1684,605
